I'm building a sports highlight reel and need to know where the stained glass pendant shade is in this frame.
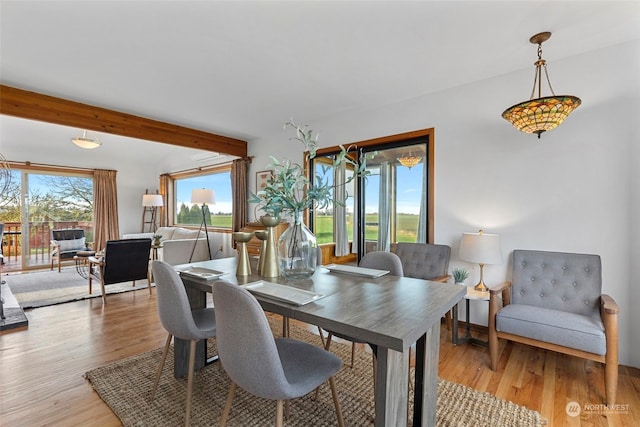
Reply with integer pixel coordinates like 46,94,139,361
502,32,581,138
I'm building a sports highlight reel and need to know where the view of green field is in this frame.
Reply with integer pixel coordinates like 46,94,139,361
314,213,419,244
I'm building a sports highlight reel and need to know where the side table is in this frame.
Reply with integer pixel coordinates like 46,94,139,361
452,286,490,346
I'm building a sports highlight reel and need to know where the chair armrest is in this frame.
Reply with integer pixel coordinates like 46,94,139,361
88,256,104,266
490,281,511,295
50,240,60,248
431,274,451,283
601,294,619,315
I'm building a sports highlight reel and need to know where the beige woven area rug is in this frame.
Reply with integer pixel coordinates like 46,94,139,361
86,318,546,426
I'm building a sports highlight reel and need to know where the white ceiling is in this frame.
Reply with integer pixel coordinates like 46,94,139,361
1,0,639,169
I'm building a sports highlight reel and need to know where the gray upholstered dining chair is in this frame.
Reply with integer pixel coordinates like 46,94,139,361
211,280,345,427
394,242,453,328
322,251,404,367
150,261,217,427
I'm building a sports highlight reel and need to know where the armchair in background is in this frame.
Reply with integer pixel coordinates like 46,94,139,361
488,249,619,405
50,229,92,272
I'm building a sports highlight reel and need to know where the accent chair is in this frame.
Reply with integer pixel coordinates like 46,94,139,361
488,249,619,405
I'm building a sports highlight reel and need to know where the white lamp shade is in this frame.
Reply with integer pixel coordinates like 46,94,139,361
459,231,502,265
141,194,164,207
191,188,215,204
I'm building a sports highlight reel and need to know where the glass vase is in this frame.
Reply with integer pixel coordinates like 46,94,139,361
278,212,317,280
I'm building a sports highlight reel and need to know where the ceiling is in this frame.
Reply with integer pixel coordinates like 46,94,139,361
1,1,639,170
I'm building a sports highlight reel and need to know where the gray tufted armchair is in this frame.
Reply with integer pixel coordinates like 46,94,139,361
488,249,619,405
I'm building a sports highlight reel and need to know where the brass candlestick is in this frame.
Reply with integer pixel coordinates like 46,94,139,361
254,230,268,275
259,215,280,278
232,232,254,276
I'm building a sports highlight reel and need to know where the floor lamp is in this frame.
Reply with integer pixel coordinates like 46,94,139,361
142,193,163,232
189,188,215,263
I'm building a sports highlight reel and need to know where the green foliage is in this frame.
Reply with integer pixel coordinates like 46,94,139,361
452,268,469,283
249,119,369,218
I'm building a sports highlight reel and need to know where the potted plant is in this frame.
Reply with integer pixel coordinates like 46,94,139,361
452,268,469,285
249,119,369,279
152,234,162,246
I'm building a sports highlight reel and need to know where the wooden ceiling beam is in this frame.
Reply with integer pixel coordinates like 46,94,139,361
0,85,247,158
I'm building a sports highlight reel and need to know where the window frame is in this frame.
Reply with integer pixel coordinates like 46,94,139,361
169,163,233,230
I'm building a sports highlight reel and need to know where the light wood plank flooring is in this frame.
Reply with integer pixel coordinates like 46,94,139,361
1,287,638,426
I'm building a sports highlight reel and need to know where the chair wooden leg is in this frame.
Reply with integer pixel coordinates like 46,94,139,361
220,381,236,427
275,400,284,427
150,334,172,399
350,342,356,368
184,339,197,427
100,279,107,304
282,316,289,337
147,272,152,295
314,333,335,400
317,326,326,348
328,376,345,427
444,310,452,331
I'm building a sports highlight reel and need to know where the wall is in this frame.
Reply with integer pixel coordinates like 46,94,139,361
247,41,640,367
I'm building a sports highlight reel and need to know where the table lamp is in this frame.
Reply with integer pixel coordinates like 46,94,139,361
459,230,502,292
189,188,215,262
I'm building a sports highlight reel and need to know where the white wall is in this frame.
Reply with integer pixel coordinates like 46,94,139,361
247,41,640,367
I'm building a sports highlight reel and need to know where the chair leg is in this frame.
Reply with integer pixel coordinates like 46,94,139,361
100,279,107,304
350,342,356,368
328,376,345,427
275,400,284,427
147,272,152,295
317,326,326,348
314,333,335,400
220,381,236,427
184,339,197,427
150,334,172,399
444,310,452,331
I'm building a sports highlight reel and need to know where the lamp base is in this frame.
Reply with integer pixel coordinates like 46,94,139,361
474,281,489,292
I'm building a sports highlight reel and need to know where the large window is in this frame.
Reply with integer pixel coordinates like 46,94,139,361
309,129,434,262
0,164,94,271
172,166,232,229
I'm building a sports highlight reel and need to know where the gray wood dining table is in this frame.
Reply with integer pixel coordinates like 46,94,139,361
174,257,465,427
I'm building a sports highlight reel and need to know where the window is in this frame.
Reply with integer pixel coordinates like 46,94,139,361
172,166,232,229
0,163,94,271
308,128,434,262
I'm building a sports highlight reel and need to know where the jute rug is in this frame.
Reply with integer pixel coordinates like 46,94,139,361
86,318,546,426
7,268,153,309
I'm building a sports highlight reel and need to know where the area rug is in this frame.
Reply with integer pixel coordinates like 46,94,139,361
86,319,546,426
6,268,153,309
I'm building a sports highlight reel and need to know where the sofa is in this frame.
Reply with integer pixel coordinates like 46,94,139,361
122,226,210,265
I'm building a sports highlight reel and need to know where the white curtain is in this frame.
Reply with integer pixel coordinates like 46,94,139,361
334,162,349,256
377,162,391,251
416,163,427,243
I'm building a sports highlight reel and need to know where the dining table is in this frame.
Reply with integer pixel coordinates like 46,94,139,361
173,257,465,427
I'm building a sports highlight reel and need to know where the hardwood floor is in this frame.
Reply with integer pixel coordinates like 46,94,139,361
1,287,638,426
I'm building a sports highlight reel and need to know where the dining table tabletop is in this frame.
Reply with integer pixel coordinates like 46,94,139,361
174,256,465,427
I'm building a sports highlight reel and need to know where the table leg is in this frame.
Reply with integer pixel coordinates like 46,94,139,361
375,346,409,427
452,303,459,344
413,322,440,427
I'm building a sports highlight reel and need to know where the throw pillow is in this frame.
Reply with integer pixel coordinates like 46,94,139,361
57,237,86,252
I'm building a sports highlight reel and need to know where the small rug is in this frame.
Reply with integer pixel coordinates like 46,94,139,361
6,268,153,309
86,319,546,426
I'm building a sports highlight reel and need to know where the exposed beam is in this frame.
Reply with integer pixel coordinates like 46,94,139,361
0,85,247,158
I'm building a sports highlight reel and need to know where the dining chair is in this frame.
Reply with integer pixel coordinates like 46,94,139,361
150,260,217,427
321,251,403,367
394,242,453,327
211,280,345,427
